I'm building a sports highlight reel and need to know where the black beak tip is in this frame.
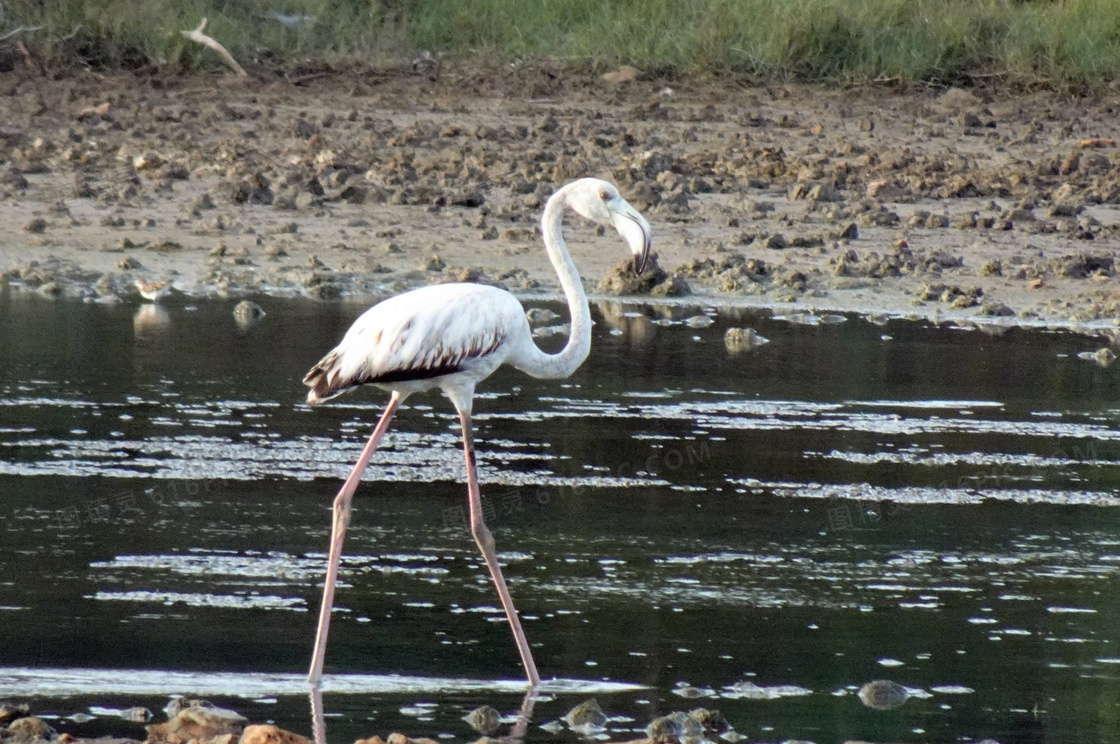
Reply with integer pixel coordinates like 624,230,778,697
634,250,649,275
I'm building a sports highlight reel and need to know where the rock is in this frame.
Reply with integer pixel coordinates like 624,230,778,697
119,707,152,723
419,255,445,272
1,167,28,189
979,301,1016,317
724,327,769,352
133,152,163,171
598,254,671,295
8,717,58,742
649,275,691,297
684,315,714,328
23,217,47,233
647,715,683,744
240,724,310,744
0,702,29,725
525,308,559,325
1055,253,1113,278
211,178,253,204
233,300,267,328
979,259,1002,276
762,233,787,250
858,679,909,710
686,708,729,735
157,704,247,742
462,705,501,735
562,699,607,732
601,65,642,85
958,111,983,129
1078,348,1116,367
939,87,984,112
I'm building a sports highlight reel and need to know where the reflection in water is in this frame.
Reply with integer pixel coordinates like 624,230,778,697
310,686,537,744
132,303,170,339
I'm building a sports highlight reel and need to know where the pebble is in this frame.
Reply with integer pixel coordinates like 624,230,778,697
562,699,607,732
684,315,714,328
1078,348,1116,366
525,307,559,324
461,706,500,735
858,679,910,710
724,327,769,352
233,300,267,328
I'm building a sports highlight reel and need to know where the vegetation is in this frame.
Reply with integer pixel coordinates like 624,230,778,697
2,0,1120,87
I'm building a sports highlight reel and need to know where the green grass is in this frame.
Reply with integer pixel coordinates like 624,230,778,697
3,0,1120,88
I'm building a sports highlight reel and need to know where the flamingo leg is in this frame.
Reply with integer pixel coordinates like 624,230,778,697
309,392,402,687
459,408,541,687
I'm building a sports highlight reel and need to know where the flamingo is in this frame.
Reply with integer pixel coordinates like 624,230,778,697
304,177,652,688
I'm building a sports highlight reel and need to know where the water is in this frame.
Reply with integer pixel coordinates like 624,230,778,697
3,290,1120,743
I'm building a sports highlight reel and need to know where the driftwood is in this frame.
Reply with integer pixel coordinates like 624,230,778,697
0,25,43,43
180,18,248,77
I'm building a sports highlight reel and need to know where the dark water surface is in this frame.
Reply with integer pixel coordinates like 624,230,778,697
3,290,1120,743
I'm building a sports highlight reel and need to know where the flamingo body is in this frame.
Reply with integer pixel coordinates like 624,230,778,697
304,178,651,689
304,283,529,403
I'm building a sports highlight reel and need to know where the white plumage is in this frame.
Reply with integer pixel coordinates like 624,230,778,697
304,177,652,689
304,283,526,402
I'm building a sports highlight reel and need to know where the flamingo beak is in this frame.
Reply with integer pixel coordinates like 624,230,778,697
611,200,652,275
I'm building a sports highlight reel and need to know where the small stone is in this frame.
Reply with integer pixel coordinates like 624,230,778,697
979,259,1002,276
420,255,445,272
958,111,983,128
526,308,559,324
1078,348,1117,366
980,301,1015,317
462,706,501,735
240,724,310,744
858,680,909,710
684,315,714,328
119,707,152,723
163,704,247,741
233,300,266,329
133,152,163,171
763,233,788,250
601,65,642,85
724,327,769,352
562,699,607,731
687,708,729,734
8,717,58,742
0,702,30,725
647,715,683,744
23,217,47,233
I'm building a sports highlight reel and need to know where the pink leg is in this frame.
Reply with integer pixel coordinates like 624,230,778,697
460,408,541,687
308,392,401,687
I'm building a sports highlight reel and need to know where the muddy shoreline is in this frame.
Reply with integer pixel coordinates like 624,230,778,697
2,68,1120,331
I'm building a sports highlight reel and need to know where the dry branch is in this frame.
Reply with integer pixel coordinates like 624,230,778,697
0,25,43,43
180,18,248,77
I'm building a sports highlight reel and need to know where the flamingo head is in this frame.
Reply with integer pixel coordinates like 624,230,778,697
565,178,652,274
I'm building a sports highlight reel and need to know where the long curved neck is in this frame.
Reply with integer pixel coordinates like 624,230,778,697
513,186,592,379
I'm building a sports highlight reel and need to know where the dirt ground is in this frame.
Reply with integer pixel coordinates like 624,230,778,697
3,64,1120,329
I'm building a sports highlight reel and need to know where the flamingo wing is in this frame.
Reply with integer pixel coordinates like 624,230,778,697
304,284,527,404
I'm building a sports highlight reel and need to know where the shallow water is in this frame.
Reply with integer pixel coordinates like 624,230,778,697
3,291,1120,743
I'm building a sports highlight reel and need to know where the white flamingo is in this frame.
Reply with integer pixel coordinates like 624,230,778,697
304,177,652,688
